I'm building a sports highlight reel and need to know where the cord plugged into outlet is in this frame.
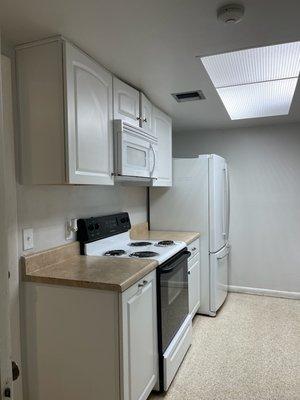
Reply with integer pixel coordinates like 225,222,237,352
66,218,78,241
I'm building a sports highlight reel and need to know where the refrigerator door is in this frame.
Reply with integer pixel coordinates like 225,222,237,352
209,155,228,253
210,244,230,313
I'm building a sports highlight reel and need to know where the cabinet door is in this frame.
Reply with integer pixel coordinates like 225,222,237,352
113,77,140,127
152,107,172,187
121,271,158,400
64,42,114,185
140,93,153,134
188,259,200,318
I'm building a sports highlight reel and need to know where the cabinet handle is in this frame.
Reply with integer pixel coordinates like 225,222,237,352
143,118,147,123
138,279,148,289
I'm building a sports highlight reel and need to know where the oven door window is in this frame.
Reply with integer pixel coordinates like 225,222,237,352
159,254,189,353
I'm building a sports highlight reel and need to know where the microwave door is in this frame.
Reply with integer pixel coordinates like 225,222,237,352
120,132,152,178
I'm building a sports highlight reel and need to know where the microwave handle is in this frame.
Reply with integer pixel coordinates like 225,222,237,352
150,143,156,176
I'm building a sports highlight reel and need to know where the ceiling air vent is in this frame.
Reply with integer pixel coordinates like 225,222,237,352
172,90,206,103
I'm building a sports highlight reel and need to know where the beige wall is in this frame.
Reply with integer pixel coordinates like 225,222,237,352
173,122,300,294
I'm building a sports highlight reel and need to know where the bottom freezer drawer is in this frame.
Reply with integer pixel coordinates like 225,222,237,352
163,316,192,391
210,245,230,312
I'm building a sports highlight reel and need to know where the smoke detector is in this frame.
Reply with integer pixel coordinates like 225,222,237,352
217,3,245,24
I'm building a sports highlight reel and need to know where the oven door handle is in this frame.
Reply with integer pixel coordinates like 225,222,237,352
160,251,191,274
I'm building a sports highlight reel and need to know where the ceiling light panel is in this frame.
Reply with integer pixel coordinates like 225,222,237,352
217,78,298,120
200,42,300,87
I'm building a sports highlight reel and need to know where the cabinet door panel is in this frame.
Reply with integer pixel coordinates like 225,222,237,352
152,107,172,187
188,260,200,318
140,93,153,134
121,272,158,400
113,77,140,126
65,42,113,185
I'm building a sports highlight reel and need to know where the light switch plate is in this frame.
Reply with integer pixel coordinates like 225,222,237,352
23,228,34,251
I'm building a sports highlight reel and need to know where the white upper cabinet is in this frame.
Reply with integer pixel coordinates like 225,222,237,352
16,37,114,185
140,93,153,135
113,77,140,127
152,107,172,187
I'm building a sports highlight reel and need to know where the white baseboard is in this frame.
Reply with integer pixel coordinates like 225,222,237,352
228,285,300,300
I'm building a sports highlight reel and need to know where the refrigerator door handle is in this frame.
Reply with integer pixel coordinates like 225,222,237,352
225,165,230,241
222,167,227,239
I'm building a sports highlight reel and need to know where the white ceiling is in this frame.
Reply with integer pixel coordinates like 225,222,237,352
1,0,300,132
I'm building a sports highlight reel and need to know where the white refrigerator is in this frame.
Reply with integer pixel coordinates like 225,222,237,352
150,155,230,316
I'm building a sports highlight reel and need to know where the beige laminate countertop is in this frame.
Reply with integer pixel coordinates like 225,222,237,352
132,227,200,245
22,227,200,293
22,242,158,292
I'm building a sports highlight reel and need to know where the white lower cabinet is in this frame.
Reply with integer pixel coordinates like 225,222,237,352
188,239,201,318
23,271,158,400
120,271,158,400
188,258,200,318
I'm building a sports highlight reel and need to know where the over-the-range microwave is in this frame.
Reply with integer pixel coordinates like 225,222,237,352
113,119,158,185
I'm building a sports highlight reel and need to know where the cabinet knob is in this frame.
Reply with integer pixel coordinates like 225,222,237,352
136,116,142,121
188,271,191,275
138,280,148,289
143,118,147,123
192,247,197,251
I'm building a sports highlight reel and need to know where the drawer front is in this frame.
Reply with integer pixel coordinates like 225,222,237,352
163,316,192,391
188,239,199,263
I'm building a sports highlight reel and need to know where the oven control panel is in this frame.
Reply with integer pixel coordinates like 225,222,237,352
77,212,131,243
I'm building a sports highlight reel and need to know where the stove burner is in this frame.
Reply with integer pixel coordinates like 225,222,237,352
104,249,126,256
156,240,175,247
129,251,159,258
129,241,152,247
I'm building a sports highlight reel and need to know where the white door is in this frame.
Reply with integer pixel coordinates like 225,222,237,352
140,93,153,134
121,272,157,400
209,155,227,252
152,107,172,187
0,54,13,399
188,259,200,318
210,245,229,312
64,42,114,185
113,77,140,126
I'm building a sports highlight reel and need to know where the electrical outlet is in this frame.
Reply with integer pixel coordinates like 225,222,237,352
23,228,34,251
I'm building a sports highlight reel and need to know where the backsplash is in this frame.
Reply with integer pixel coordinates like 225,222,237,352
17,184,147,254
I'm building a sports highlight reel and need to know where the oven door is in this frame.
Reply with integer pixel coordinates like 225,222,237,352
115,122,157,178
157,249,190,354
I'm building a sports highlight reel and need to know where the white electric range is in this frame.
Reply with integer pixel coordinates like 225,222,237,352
77,212,192,393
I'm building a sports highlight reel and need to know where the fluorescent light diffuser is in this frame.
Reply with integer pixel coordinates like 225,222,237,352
217,78,298,120
199,42,300,119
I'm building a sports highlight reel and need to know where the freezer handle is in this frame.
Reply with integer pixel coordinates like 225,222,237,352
225,164,230,241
